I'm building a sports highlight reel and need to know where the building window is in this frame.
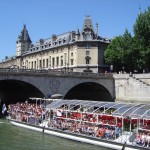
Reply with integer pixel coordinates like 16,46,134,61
52,58,55,67
43,59,45,68
71,59,74,65
61,56,63,66
85,56,91,64
49,56,51,67
71,52,73,57
39,60,42,68
56,57,59,66
86,59,89,64
86,43,90,49
63,39,66,43
29,62,30,69
34,61,36,68
86,51,90,55
31,61,33,68
46,59,48,68
64,53,67,66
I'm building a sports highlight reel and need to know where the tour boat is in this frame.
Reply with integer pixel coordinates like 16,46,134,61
7,98,150,150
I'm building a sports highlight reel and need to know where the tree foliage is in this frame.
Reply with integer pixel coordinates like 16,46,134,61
134,7,150,70
105,29,135,72
105,7,150,73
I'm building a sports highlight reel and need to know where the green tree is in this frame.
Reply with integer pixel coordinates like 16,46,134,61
105,6,150,73
104,29,135,72
134,7,150,71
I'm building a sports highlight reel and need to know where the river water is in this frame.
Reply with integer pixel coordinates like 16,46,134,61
0,118,111,150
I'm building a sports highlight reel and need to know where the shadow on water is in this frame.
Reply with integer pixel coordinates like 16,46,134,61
0,118,112,150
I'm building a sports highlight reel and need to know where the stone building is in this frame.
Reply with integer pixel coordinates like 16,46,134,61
0,16,111,73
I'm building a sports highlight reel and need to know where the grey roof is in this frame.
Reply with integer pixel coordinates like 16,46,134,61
82,16,95,34
24,32,72,55
18,25,31,43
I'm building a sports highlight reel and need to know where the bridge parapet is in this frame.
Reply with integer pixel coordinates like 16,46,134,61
0,68,113,79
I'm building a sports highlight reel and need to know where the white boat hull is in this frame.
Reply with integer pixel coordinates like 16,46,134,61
10,120,143,150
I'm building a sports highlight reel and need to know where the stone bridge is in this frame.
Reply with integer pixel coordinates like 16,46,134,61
0,68,115,103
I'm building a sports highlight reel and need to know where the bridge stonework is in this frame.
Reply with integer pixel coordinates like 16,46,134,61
0,69,115,101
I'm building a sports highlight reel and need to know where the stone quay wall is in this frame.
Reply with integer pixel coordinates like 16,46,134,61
113,73,150,104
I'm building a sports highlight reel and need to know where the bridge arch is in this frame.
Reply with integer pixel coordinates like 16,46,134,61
0,70,115,102
64,82,113,101
0,79,44,104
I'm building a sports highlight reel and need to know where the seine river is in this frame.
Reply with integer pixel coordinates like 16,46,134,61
0,118,111,150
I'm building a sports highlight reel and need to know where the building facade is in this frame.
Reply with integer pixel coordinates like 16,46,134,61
0,16,111,73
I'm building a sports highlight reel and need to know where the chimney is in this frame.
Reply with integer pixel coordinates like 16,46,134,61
96,22,98,36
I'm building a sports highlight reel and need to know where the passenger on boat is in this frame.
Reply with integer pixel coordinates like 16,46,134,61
87,126,94,136
93,125,99,136
104,128,109,139
141,133,147,147
136,133,142,144
97,128,105,138
147,133,150,147
115,126,120,138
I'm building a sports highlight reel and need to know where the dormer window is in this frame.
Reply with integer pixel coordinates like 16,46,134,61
85,33,91,40
72,39,75,42
63,38,66,43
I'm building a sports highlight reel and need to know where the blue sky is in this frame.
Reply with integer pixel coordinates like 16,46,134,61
0,0,149,61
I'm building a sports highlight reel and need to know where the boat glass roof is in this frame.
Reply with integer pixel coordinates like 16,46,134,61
46,99,150,120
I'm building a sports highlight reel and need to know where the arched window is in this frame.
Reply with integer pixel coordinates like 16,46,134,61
85,56,91,64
